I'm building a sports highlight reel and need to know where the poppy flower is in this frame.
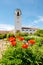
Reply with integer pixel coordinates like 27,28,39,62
8,37,16,42
22,44,28,48
28,40,35,45
19,37,24,41
11,41,16,46
16,36,20,38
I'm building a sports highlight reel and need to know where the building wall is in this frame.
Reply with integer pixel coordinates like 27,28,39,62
22,27,37,34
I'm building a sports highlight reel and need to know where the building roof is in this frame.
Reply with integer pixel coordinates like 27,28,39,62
22,27,38,30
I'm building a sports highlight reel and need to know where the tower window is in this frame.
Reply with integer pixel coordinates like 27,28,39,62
17,12,19,16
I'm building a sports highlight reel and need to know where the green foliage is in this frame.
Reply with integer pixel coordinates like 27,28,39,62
16,32,29,37
0,34,7,39
0,33,15,39
6,33,15,38
34,29,43,37
24,36,35,41
19,32,29,36
0,40,43,65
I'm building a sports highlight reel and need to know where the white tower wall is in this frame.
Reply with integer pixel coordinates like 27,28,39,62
15,9,22,32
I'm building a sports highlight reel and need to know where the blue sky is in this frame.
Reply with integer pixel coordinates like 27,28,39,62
0,0,43,30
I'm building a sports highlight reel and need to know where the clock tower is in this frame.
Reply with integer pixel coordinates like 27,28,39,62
15,9,22,32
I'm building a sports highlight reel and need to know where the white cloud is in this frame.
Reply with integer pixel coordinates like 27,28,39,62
0,24,14,31
38,16,43,21
33,16,43,24
27,16,43,29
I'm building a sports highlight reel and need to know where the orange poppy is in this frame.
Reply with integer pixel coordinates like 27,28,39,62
11,41,16,46
22,44,28,48
8,37,16,42
28,40,35,45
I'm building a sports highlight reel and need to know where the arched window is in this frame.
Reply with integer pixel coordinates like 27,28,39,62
17,12,19,16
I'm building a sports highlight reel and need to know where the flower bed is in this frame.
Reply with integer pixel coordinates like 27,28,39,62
0,35,43,65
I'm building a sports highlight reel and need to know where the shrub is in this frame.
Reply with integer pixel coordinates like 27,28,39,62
0,34,7,39
16,32,29,37
24,36,35,41
34,29,43,37
7,33,15,38
19,33,29,36
3,34,7,38
0,33,15,39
